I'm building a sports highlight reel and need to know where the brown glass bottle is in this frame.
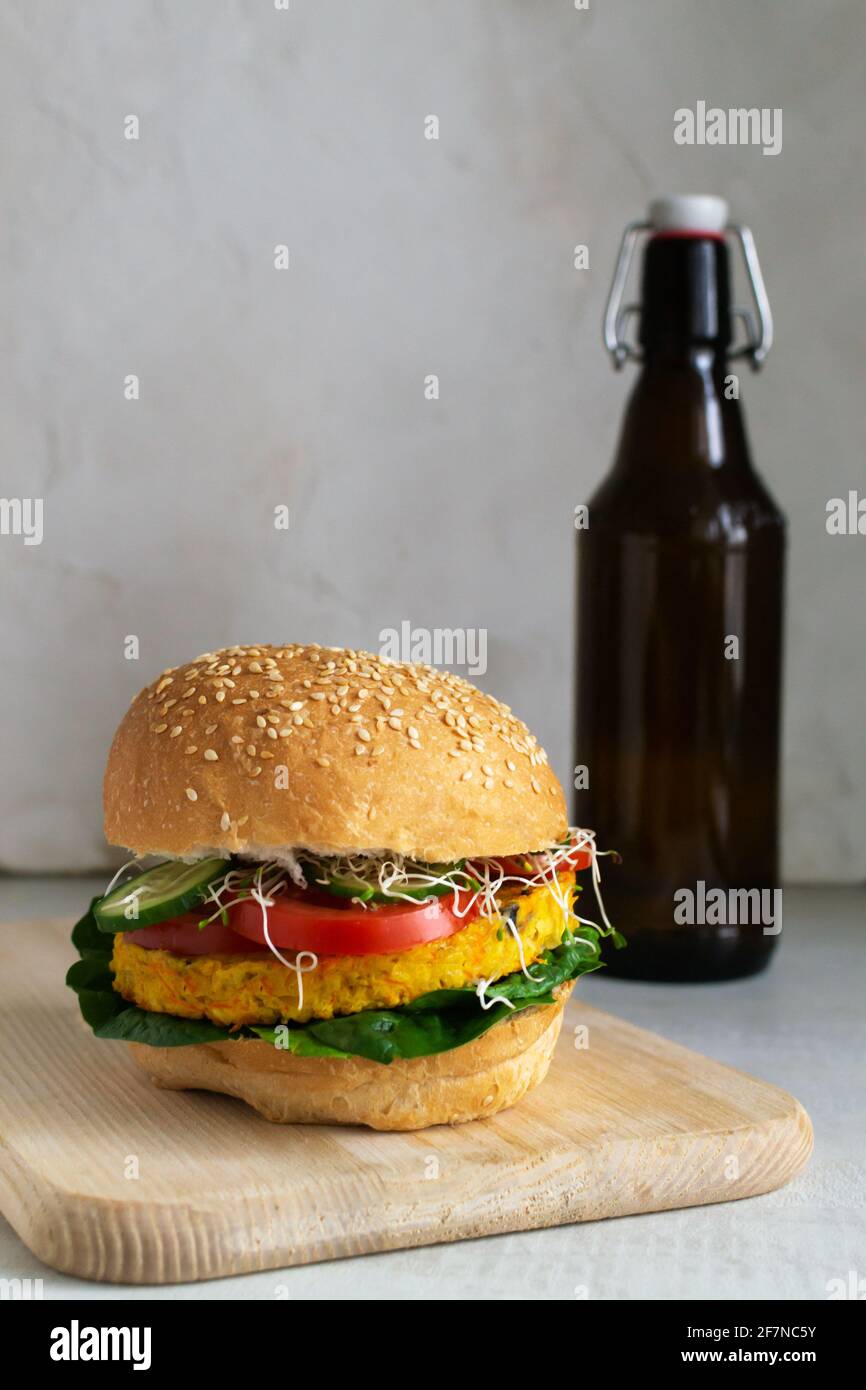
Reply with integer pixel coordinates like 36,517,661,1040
575,223,785,981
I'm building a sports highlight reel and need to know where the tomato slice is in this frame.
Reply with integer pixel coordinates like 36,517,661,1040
125,912,269,955
483,846,591,878
555,844,592,873
229,893,465,957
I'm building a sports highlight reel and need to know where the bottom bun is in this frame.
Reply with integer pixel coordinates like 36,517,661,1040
128,984,572,1131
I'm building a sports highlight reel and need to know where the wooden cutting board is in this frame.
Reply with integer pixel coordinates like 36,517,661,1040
0,919,812,1285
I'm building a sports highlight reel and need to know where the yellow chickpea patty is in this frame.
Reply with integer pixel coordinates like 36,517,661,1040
111,877,575,1027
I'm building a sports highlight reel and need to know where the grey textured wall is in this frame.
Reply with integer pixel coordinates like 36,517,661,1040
2,1,864,877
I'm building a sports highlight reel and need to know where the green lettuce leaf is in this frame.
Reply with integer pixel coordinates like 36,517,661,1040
66,900,607,1063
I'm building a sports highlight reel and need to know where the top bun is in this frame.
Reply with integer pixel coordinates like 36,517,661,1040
104,644,567,862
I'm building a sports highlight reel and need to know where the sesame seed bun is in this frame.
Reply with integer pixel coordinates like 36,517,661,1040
104,644,567,861
126,985,572,1130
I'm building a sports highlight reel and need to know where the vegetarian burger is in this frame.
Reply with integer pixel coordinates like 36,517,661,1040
68,644,619,1130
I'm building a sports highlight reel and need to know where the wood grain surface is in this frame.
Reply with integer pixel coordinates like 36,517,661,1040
0,919,812,1285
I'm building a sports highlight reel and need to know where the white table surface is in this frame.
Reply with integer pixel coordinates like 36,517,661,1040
1,878,863,1301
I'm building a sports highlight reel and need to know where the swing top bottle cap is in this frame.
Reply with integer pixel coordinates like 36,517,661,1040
648,194,729,235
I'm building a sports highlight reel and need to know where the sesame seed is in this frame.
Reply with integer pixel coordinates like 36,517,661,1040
459,739,472,751
506,759,516,771
316,756,331,767
448,748,461,757
231,735,243,744
185,787,197,801
220,812,231,831
531,777,541,794
267,727,278,740
407,725,419,739
246,744,256,757
484,777,494,790
461,769,473,781
388,717,402,730
184,745,197,754
357,727,371,742
154,723,168,734
215,690,226,702
355,745,367,755
204,749,218,761
504,777,515,788
205,724,217,734
169,726,183,738
482,764,493,775
232,699,247,705
289,701,305,711
249,689,260,699
279,727,292,737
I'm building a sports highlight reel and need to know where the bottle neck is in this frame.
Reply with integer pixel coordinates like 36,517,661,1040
639,233,731,366
618,237,750,480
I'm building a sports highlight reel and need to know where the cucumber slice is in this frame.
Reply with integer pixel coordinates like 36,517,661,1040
301,866,376,902
302,862,464,905
376,879,455,902
325,876,377,902
377,860,469,902
94,858,228,932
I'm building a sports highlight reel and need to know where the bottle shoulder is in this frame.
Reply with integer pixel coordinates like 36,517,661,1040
587,364,787,540
587,465,786,541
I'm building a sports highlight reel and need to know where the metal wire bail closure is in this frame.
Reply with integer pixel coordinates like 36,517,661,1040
602,220,773,370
